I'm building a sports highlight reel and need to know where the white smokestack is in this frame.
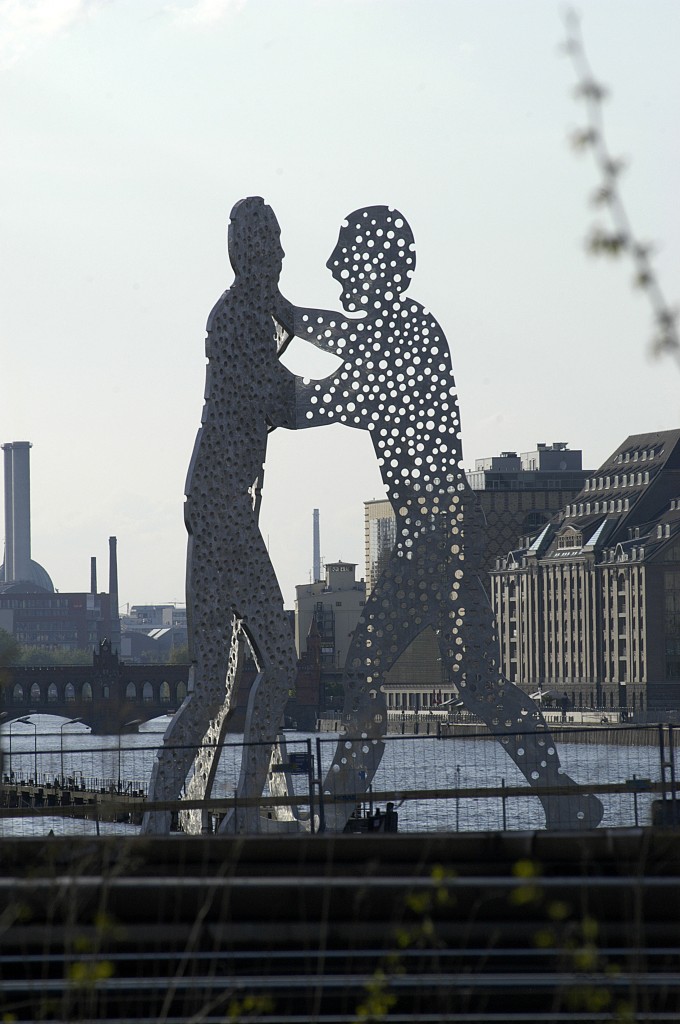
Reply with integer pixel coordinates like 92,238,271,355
2,445,13,582
2,441,32,583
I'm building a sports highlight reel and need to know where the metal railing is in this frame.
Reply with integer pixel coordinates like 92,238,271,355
1,722,678,836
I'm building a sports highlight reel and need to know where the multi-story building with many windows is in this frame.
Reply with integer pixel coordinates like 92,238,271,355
491,430,680,716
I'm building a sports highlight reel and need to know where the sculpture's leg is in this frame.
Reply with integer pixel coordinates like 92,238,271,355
141,676,222,834
178,621,244,834
320,556,431,832
218,586,298,834
446,511,603,830
142,614,236,835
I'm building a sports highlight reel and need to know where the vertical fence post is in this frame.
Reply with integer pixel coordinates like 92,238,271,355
501,778,507,831
659,723,669,806
316,736,325,833
306,737,315,835
455,764,461,832
668,724,677,823
632,773,639,827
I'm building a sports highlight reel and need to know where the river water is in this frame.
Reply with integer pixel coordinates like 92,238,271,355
0,714,667,837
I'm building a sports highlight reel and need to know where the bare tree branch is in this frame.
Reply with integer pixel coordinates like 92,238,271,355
562,8,679,366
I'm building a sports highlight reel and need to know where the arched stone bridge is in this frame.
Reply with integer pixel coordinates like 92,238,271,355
0,643,189,734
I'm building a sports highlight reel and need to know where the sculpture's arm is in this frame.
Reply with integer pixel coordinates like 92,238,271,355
293,305,355,352
266,360,297,431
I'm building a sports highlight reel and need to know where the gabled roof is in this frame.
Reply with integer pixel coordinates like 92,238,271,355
540,430,680,563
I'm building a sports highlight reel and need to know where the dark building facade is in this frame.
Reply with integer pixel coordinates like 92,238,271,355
0,586,117,652
491,430,680,716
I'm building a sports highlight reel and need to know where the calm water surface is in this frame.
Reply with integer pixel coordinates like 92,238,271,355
0,714,664,836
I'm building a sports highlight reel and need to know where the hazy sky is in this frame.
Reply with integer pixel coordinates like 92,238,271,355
2,0,679,610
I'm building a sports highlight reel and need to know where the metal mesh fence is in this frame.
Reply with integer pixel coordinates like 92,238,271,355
1,720,677,837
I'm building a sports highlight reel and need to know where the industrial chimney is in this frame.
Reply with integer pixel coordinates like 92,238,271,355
108,536,121,652
1,441,53,591
313,509,321,584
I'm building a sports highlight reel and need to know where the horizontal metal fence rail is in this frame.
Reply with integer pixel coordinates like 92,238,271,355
1,831,679,1023
1,721,678,834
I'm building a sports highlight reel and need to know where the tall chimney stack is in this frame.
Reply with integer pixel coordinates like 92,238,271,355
2,441,32,583
108,536,121,652
2,445,13,581
90,556,98,595
313,509,321,583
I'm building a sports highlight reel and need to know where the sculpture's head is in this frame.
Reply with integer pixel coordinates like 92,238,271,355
326,206,415,313
228,197,284,283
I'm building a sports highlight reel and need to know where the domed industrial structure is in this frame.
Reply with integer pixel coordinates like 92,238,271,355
1,440,120,654
1,442,54,593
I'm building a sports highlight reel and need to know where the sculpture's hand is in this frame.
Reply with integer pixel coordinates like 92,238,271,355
293,305,357,352
294,376,327,429
272,296,294,354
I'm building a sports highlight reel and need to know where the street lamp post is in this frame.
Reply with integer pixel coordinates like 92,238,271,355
118,719,143,793
27,719,37,783
0,712,6,778
60,718,84,784
6,716,19,779
10,716,36,783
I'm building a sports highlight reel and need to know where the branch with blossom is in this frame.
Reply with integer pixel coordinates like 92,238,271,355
562,9,679,366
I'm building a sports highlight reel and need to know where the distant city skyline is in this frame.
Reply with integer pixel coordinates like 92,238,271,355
3,0,679,608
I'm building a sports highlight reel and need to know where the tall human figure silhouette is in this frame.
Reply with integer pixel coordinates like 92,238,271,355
292,206,603,831
143,197,298,834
